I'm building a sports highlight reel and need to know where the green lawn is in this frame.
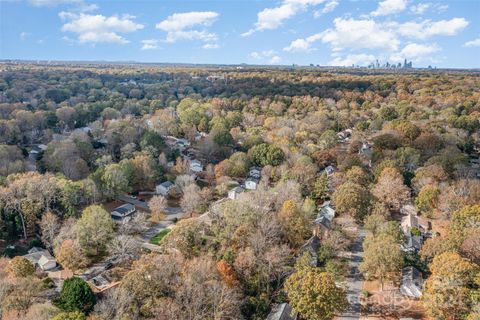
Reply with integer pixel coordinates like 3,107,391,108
150,229,171,245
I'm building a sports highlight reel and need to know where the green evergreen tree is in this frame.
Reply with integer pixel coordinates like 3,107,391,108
54,277,96,314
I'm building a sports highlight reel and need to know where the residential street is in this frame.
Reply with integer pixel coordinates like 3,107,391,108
338,229,367,320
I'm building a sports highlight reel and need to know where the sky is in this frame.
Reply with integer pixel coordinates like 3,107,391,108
0,0,479,68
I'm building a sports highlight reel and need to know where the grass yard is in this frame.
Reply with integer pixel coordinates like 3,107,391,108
150,229,171,245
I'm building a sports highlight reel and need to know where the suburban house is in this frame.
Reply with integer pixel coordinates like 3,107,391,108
337,128,352,142
194,131,207,141
24,247,57,271
190,159,203,173
401,212,430,235
206,75,225,82
249,166,262,179
402,234,423,252
156,181,175,196
110,203,136,222
298,235,321,267
400,266,424,299
176,138,190,149
359,142,372,156
28,144,47,160
314,201,335,237
401,213,419,235
245,177,260,190
266,303,297,320
324,165,335,176
228,186,245,200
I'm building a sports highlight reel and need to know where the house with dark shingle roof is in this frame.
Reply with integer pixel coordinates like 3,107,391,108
111,203,136,222
266,303,297,320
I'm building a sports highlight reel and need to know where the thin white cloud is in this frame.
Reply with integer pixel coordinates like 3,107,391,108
141,39,159,50
464,38,480,48
242,0,326,36
19,32,31,40
371,0,407,16
155,11,219,45
249,50,282,64
314,0,339,18
156,11,218,31
29,0,96,12
60,13,144,44
395,18,469,39
202,43,220,49
390,43,440,62
29,0,80,6
410,3,430,14
436,4,448,12
165,30,217,43
284,33,323,52
329,54,376,66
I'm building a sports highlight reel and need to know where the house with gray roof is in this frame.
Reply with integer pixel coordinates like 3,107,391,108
156,181,175,196
266,303,297,320
400,266,424,299
111,203,136,222
24,247,57,271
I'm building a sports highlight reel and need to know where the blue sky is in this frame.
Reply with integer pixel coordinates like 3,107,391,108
1,0,479,68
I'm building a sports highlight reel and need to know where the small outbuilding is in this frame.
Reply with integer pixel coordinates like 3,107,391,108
228,186,245,200
245,177,260,190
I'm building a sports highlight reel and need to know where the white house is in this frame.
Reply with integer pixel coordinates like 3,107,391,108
245,177,259,190
400,267,423,299
111,203,136,222
190,159,203,173
24,247,57,271
156,181,175,196
324,165,335,176
228,186,245,200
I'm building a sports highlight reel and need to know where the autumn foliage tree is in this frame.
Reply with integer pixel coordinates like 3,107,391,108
216,260,239,287
422,252,478,319
278,200,311,247
285,268,347,320
9,256,35,278
76,205,114,256
359,233,404,290
55,240,89,272
372,167,410,212
332,181,371,222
